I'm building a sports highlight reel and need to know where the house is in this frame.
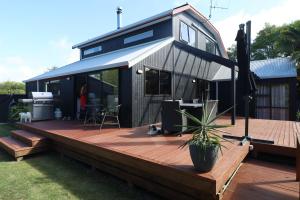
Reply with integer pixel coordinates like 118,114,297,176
212,57,298,121
25,3,236,127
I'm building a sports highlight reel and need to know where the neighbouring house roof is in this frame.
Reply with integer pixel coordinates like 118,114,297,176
250,57,297,79
25,37,174,82
72,3,227,58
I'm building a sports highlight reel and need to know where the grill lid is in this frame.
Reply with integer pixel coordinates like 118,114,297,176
32,92,53,99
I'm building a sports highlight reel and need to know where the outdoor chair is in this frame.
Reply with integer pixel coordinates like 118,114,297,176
161,101,187,134
100,104,121,131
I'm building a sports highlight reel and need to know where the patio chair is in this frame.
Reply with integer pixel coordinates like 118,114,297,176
100,104,121,131
161,101,187,134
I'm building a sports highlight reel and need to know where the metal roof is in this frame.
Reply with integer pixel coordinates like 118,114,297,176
250,57,297,79
72,9,173,49
25,37,174,82
71,4,227,58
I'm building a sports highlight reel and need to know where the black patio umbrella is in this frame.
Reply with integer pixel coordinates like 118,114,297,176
236,24,251,97
223,22,273,145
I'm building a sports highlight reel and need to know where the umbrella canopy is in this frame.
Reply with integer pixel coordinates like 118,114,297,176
235,25,251,97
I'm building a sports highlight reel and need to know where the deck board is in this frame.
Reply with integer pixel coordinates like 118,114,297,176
18,119,250,199
223,158,299,200
217,117,299,155
16,117,300,199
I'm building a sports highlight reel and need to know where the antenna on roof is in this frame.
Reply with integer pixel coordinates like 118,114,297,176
208,0,228,19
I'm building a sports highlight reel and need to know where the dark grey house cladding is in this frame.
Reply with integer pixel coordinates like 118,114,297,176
80,19,173,59
24,3,235,127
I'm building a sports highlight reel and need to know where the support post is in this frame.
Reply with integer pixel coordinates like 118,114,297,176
231,65,236,125
297,138,300,181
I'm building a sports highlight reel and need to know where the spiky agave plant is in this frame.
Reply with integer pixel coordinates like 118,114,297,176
178,102,232,154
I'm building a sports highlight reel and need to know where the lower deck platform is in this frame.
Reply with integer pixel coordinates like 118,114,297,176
18,120,249,200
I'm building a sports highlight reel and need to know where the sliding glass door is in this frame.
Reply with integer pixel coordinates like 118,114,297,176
88,68,119,111
256,83,289,120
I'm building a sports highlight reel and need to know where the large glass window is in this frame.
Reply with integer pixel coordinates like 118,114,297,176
180,22,189,43
159,71,171,94
188,27,196,47
145,67,171,95
256,83,289,120
180,21,196,47
145,68,159,95
205,38,216,54
88,69,119,110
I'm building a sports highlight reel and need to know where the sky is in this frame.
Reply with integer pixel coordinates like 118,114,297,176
0,0,299,82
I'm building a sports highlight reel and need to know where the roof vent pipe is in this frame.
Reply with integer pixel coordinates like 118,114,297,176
116,6,123,29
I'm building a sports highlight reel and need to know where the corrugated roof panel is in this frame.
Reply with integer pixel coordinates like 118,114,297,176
250,57,297,79
25,37,174,82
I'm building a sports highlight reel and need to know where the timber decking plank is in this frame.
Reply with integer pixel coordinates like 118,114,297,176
16,118,299,199
11,130,48,147
223,158,299,200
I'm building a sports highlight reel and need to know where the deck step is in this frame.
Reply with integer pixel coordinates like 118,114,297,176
0,136,48,160
11,130,48,147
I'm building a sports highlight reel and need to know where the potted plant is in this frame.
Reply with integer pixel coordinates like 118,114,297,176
178,102,232,172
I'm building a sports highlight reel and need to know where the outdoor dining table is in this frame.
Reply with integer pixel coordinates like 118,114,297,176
180,103,203,108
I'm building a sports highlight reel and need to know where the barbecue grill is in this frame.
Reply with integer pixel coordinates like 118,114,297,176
19,92,54,121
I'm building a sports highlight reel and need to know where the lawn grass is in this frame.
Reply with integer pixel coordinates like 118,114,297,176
0,124,159,200
0,123,16,137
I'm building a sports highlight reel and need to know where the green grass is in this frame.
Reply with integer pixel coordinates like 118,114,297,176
0,123,16,137
0,124,159,200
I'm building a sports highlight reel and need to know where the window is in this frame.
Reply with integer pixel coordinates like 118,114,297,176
205,38,216,54
145,67,171,95
188,27,196,47
159,71,172,94
83,45,102,56
145,68,159,95
88,69,119,109
180,21,196,47
45,80,60,96
180,22,189,43
124,30,154,44
256,83,289,120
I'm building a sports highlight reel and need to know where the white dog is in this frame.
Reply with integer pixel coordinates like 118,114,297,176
19,112,32,123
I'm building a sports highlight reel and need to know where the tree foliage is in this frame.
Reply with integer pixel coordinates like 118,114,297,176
227,20,300,67
252,23,282,60
0,81,25,95
227,44,237,61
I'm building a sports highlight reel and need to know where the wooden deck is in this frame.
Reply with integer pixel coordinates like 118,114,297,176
217,117,299,157
16,117,300,199
223,158,299,200
18,119,249,200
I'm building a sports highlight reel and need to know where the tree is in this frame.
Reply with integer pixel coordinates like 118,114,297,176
277,21,300,67
251,23,282,60
0,81,25,95
227,44,237,61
